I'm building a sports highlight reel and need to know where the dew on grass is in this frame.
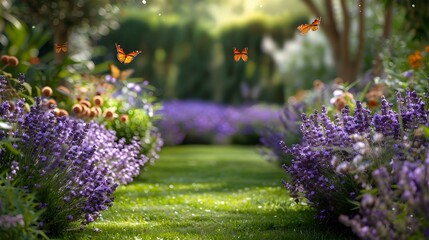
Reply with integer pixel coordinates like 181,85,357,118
205,209,211,212
258,205,262,209
169,184,174,189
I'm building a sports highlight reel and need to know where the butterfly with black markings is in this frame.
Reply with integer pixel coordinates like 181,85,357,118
297,17,321,35
233,48,248,62
115,43,141,64
55,42,68,53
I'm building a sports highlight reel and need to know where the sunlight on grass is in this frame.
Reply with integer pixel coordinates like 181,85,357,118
62,146,353,240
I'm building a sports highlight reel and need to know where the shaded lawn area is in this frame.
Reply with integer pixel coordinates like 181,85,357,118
62,145,353,240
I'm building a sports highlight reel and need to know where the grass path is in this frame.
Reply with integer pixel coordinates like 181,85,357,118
63,146,350,240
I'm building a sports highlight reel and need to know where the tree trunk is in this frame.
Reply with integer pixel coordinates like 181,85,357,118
53,23,69,64
302,0,369,83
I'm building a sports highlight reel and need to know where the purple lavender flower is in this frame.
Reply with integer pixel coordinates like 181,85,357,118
159,100,281,145
403,70,413,78
1,97,118,232
282,89,429,225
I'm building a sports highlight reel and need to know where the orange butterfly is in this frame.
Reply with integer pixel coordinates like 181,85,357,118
55,42,68,53
233,48,248,62
115,43,141,64
297,17,321,35
109,63,134,81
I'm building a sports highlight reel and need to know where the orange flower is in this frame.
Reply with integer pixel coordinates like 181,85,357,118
408,50,423,69
313,79,325,90
72,104,83,114
119,114,129,123
425,45,429,53
58,109,69,117
104,109,115,120
367,99,379,109
46,99,57,108
41,86,53,97
93,96,103,106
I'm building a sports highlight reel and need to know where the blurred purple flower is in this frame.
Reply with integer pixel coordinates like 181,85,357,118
158,100,281,145
403,70,413,78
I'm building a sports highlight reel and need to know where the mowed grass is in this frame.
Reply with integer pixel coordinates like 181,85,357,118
61,145,353,240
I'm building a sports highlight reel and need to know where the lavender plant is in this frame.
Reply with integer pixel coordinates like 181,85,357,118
259,102,304,164
85,122,149,185
282,88,428,229
0,97,118,234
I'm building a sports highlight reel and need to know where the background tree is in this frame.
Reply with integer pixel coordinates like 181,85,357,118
301,0,400,83
12,0,125,63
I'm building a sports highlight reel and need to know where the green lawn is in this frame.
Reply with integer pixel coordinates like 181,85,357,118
62,146,353,240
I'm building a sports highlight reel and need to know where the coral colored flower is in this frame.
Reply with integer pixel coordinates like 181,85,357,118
41,86,53,97
120,114,129,123
408,50,423,69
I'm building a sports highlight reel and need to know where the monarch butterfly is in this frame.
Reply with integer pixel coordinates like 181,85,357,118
297,17,321,35
233,47,248,62
109,63,134,81
55,42,68,53
115,43,141,64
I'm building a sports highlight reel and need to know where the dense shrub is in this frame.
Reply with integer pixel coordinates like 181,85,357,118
0,174,47,239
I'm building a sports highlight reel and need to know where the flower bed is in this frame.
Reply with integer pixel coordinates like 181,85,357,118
158,100,282,145
0,55,163,237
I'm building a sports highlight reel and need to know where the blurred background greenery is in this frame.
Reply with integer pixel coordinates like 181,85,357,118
1,0,428,105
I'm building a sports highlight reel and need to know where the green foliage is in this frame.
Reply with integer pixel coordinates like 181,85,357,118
378,37,429,94
11,0,123,36
102,80,163,163
0,10,52,75
0,174,48,239
97,10,303,104
395,0,429,40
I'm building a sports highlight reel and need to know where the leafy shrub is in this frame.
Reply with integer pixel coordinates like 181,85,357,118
379,39,429,94
103,80,164,164
0,173,47,239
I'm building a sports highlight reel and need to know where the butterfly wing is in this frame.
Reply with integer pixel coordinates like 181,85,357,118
115,43,127,63
61,42,68,52
55,44,62,53
123,50,141,64
233,48,241,62
310,17,321,31
109,63,121,79
240,48,248,62
297,24,311,35
119,69,135,81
